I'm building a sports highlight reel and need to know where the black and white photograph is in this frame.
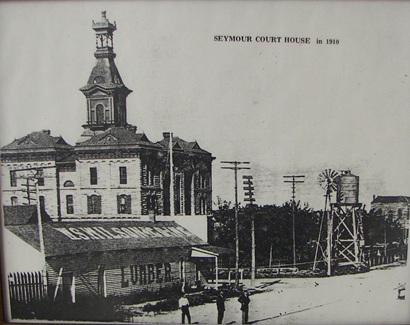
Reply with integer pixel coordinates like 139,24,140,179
0,1,409,324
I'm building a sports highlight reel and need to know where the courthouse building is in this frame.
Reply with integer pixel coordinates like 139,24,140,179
1,11,214,223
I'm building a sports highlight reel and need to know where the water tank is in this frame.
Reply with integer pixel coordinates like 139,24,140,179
336,170,359,204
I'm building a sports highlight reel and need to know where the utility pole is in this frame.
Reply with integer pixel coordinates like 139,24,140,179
221,161,250,286
13,167,54,263
243,175,256,287
169,132,174,216
283,175,305,268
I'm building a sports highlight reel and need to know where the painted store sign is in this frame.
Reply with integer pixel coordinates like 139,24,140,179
54,226,193,240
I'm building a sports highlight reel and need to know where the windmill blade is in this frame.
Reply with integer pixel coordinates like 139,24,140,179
317,169,340,193
330,169,339,179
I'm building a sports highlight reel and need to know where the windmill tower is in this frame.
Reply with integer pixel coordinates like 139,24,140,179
314,170,366,275
329,170,365,273
313,169,339,272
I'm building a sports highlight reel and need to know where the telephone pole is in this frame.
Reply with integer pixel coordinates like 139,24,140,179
243,175,256,287
283,175,305,267
13,166,56,261
221,161,250,286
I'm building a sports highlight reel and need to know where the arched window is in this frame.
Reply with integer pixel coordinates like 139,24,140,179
96,104,104,124
64,180,74,187
117,194,131,214
88,195,102,214
11,196,18,206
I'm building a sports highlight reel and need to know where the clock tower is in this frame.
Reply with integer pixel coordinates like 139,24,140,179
78,11,134,142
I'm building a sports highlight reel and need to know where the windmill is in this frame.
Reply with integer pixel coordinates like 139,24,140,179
313,169,340,271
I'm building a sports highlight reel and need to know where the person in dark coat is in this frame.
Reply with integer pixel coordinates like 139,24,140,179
238,289,251,324
216,290,226,324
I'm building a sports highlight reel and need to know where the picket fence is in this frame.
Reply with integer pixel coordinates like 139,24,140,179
8,271,47,303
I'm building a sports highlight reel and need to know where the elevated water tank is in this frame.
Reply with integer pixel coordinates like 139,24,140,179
336,170,359,204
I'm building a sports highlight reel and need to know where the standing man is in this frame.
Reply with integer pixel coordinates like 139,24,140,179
178,293,191,324
216,290,226,324
238,289,251,324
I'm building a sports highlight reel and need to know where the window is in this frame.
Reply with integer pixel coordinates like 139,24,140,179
90,109,96,123
88,195,102,214
64,180,74,187
66,195,74,214
147,194,157,214
37,170,45,186
96,104,104,124
39,196,45,209
146,166,155,186
10,171,17,187
11,197,18,206
90,167,98,185
105,110,110,122
199,195,207,215
197,173,208,189
119,167,127,184
117,194,131,214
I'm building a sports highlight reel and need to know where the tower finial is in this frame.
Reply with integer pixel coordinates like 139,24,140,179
102,11,106,19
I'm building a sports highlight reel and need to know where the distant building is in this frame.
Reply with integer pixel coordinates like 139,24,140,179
1,12,214,224
370,195,410,242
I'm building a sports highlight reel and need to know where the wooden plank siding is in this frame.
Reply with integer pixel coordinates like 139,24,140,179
46,260,198,300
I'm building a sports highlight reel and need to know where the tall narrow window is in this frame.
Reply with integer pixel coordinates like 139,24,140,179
10,171,17,187
105,110,110,123
90,167,98,185
39,196,45,209
37,170,45,187
117,194,131,214
96,104,104,124
66,195,74,214
119,167,127,184
90,109,96,124
88,195,102,214
146,166,155,186
147,195,157,213
11,197,18,206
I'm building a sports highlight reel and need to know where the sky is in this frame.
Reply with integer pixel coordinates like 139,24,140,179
1,1,409,210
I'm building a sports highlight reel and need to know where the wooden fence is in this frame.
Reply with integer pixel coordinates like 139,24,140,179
8,271,47,303
367,252,407,267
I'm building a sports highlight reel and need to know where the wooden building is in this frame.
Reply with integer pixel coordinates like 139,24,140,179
4,206,208,303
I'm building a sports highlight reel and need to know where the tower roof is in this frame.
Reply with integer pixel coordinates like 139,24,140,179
79,11,133,136
80,11,131,93
79,58,131,93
